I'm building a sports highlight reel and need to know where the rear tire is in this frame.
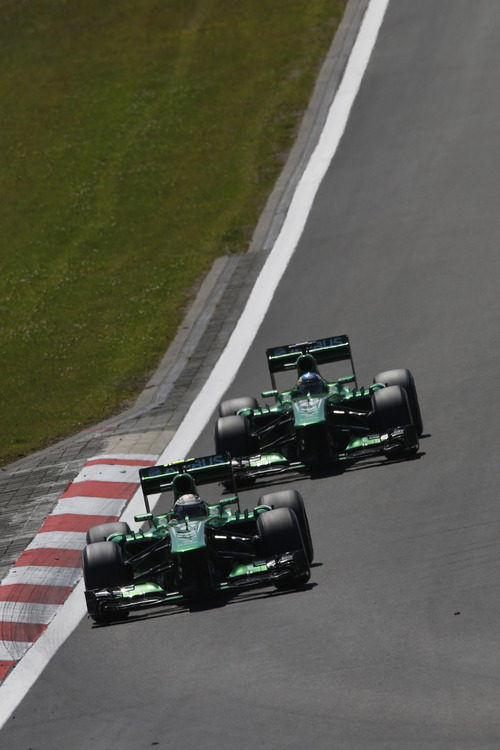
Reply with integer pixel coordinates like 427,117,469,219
373,368,423,436
259,490,313,564
257,508,310,589
219,396,258,417
215,414,256,457
86,521,130,545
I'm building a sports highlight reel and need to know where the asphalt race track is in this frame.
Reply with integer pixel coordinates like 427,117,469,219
2,0,500,747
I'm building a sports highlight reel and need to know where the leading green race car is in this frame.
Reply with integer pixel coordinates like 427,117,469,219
215,335,423,470
83,453,312,624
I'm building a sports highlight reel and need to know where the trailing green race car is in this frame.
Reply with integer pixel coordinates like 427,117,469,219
82,454,312,624
215,335,423,470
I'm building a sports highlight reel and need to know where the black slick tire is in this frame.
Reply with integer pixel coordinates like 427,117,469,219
257,507,310,589
215,414,255,457
86,521,130,545
219,396,258,417
82,541,127,590
373,368,423,436
259,489,313,564
372,384,413,432
82,541,130,623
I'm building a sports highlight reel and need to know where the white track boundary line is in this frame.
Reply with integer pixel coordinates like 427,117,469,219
0,0,389,728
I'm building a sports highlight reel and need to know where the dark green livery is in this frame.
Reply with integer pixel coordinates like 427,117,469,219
215,335,423,470
82,454,312,624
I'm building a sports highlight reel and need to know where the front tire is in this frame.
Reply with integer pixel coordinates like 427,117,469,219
215,414,256,457
259,489,313,564
257,508,310,590
82,541,129,590
372,384,413,432
373,368,423,436
82,541,131,623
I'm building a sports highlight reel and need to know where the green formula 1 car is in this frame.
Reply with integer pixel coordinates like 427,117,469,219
215,335,423,470
82,453,312,623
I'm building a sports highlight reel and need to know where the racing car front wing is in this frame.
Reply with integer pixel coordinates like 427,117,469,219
85,550,307,620
230,424,419,480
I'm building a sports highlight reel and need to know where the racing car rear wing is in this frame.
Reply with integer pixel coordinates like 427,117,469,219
139,454,234,503
266,335,357,388
139,452,298,511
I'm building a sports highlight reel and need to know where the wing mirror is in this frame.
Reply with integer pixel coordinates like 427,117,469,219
336,375,356,385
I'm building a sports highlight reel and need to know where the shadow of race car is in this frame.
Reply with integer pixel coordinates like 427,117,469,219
82,454,312,624
215,335,423,470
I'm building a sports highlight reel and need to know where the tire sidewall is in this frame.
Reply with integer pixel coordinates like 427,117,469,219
373,368,423,436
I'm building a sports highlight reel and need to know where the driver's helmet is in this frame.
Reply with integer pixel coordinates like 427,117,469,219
173,493,208,521
296,371,327,395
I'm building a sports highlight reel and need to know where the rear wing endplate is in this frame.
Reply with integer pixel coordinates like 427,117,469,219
266,335,356,387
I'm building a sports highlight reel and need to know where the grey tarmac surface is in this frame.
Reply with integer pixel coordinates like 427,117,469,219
2,1,500,748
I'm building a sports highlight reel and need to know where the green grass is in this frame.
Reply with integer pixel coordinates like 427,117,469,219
0,0,346,465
